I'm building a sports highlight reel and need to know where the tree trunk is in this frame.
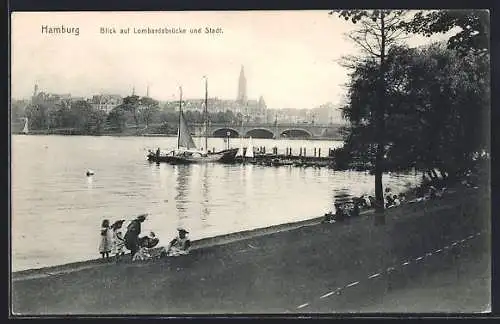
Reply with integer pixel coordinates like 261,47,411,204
374,11,386,226
134,113,139,128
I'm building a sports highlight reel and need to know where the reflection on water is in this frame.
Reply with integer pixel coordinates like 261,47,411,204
200,165,210,225
86,176,93,190
174,165,191,219
11,135,420,271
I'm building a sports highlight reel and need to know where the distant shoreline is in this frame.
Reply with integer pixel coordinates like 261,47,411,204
11,132,344,141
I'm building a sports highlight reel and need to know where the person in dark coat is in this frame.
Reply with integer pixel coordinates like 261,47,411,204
368,196,376,208
124,214,147,259
352,201,360,217
333,203,345,222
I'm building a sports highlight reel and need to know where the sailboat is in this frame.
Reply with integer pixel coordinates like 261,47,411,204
21,117,29,135
245,136,254,158
148,84,238,164
234,138,245,163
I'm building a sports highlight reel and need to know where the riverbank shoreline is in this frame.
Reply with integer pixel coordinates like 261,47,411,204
11,184,485,280
12,215,327,279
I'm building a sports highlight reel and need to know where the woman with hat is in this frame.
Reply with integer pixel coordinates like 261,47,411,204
166,227,191,256
124,214,147,259
111,220,126,259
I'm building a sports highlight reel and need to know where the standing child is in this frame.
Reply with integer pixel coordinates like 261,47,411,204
99,219,113,260
111,220,126,260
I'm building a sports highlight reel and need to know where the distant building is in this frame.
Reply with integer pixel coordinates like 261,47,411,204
161,65,267,123
33,83,39,98
89,94,123,113
237,65,247,103
30,83,83,107
32,91,72,106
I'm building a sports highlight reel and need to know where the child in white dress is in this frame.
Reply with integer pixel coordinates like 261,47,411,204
99,219,113,259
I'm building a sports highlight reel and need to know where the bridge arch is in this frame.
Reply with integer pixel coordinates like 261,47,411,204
245,128,274,139
212,128,240,138
280,128,313,138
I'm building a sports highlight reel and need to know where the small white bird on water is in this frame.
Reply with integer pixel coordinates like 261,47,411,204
86,169,95,176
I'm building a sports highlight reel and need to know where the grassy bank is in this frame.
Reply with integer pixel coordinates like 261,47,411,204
12,215,325,280
11,186,489,314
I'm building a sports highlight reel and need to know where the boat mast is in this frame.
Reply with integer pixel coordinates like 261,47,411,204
178,86,182,150
204,76,208,152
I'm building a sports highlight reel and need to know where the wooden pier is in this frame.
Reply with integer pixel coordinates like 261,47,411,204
233,146,337,168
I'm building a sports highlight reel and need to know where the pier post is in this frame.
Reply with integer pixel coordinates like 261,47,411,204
314,148,317,157
318,148,321,157
213,147,215,153
304,148,307,157
299,148,303,157
289,147,292,156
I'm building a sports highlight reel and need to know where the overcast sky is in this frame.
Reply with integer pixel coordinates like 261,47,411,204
11,11,453,109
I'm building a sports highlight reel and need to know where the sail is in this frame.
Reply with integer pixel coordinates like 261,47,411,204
245,137,254,158
178,110,196,150
236,139,244,157
22,118,29,134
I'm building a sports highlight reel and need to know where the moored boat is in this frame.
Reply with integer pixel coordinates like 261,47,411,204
147,83,238,164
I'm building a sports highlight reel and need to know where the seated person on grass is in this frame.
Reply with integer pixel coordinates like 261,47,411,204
334,203,346,222
166,228,192,256
132,231,165,261
322,211,335,224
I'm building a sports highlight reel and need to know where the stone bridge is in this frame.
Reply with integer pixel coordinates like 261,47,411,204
191,123,342,139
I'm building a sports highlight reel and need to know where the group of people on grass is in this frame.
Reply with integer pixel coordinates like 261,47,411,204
322,183,448,224
99,214,191,262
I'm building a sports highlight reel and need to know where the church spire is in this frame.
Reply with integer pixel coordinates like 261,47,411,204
33,82,39,98
237,65,247,103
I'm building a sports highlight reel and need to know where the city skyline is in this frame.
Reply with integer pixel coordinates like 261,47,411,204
12,11,453,109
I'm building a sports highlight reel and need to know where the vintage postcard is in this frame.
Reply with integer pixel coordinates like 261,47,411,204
10,10,491,315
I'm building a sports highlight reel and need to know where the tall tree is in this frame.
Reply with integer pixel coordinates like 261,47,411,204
107,107,128,131
400,10,489,55
25,103,50,130
70,100,94,132
341,43,489,182
140,97,160,127
87,108,107,134
332,10,409,224
10,100,27,121
120,95,141,128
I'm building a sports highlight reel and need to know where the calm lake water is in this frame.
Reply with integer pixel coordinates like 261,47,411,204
11,135,420,271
